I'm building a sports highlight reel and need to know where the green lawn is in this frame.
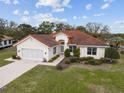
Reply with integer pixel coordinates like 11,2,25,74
0,48,124,93
0,47,16,67
1,54,124,93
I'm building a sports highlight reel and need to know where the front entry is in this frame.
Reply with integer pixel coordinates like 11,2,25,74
61,45,64,53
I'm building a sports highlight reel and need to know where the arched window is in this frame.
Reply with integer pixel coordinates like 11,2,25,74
58,40,65,45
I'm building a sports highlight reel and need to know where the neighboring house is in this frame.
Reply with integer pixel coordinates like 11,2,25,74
14,30,108,61
0,35,13,48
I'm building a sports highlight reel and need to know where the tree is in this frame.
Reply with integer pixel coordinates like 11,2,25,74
0,18,7,34
76,26,86,32
105,48,120,63
64,49,70,57
86,22,110,34
38,21,55,34
55,23,73,32
73,48,80,58
17,23,36,40
9,21,17,28
110,37,124,48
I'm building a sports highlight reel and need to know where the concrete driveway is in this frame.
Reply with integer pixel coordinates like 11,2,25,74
0,61,38,89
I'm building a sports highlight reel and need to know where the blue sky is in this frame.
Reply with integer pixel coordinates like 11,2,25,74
0,0,124,33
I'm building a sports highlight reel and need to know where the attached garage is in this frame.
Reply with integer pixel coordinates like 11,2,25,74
21,48,44,61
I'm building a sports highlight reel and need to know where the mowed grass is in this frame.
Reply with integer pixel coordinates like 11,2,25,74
0,48,124,93
0,47,16,67
1,55,124,93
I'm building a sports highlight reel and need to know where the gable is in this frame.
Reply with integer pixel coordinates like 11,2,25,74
14,35,58,47
17,37,48,50
55,33,69,43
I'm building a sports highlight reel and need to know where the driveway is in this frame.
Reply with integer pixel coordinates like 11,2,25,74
0,55,64,89
0,61,38,89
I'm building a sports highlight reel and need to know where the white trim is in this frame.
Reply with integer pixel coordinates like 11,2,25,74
13,35,31,46
78,45,109,48
14,35,50,48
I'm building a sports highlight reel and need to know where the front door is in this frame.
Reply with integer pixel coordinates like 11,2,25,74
61,45,64,53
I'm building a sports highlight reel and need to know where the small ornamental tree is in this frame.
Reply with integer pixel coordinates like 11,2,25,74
105,48,120,62
64,49,70,57
73,48,80,58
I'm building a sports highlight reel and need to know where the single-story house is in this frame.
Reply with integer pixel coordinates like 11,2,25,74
14,30,108,61
0,35,13,48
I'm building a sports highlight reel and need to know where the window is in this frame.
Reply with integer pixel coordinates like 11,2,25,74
4,41,7,45
69,45,77,52
87,47,97,55
53,47,56,54
9,40,11,44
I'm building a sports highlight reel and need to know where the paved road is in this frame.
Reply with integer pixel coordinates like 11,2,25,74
0,62,38,88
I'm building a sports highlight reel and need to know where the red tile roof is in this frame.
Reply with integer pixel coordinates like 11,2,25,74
30,34,58,47
52,30,107,46
15,30,107,47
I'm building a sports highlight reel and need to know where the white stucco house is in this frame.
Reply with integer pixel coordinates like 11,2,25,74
14,30,108,61
0,35,13,48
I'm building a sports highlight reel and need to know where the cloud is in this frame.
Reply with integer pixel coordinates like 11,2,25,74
20,16,30,23
85,4,92,10
101,3,110,9
35,0,71,12
13,9,30,24
104,0,114,3
33,13,68,23
13,9,20,16
94,13,105,17
13,0,19,5
53,8,64,12
111,20,124,33
23,10,29,15
63,0,71,7
73,15,88,20
0,0,19,5
101,0,114,9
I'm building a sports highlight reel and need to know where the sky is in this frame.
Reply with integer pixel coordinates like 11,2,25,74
0,0,124,33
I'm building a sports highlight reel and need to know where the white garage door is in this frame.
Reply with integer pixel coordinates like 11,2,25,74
22,48,43,61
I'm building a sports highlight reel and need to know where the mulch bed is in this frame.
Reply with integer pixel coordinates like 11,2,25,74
57,58,70,69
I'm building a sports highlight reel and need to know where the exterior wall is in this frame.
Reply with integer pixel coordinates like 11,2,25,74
80,45,106,59
17,37,61,61
48,45,60,60
17,37,50,61
55,33,69,50
0,40,13,48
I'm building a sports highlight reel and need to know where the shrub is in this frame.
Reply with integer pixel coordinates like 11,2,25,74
12,55,16,59
95,60,104,65
87,59,96,65
69,57,80,63
80,57,94,61
105,48,120,62
100,58,107,63
49,55,60,62
64,49,70,57
56,65,63,70
120,51,124,55
65,61,71,64
12,55,21,60
84,61,89,64
73,48,80,58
